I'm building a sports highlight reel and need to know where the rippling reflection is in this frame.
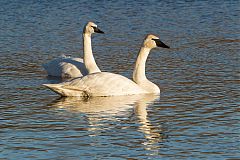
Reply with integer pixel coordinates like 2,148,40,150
49,94,164,149
1,0,239,159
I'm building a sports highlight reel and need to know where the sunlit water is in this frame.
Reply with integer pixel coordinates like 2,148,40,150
0,0,239,159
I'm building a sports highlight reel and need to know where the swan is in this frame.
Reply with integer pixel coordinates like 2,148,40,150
43,34,170,97
42,22,104,78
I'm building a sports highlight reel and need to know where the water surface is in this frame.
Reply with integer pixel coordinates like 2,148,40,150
0,0,239,159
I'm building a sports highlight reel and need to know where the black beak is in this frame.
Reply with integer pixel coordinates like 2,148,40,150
152,38,170,48
92,26,104,34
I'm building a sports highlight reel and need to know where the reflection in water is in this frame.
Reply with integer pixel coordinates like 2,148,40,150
1,0,239,159
134,96,165,150
49,94,163,149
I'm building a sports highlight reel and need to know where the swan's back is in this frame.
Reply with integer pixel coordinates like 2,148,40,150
44,72,148,97
43,57,88,78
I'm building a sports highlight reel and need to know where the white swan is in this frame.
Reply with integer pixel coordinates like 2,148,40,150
42,22,104,78
43,34,170,97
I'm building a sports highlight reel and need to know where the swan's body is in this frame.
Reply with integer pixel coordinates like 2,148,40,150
42,56,87,78
43,72,147,97
43,22,104,78
43,34,170,97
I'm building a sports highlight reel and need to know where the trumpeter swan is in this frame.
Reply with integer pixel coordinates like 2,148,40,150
43,34,170,97
42,22,104,78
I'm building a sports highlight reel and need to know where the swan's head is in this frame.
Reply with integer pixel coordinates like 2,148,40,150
84,22,104,34
143,34,170,49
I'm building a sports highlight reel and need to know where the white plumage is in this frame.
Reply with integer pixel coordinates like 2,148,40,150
43,72,147,97
43,34,170,97
42,56,87,78
42,22,104,78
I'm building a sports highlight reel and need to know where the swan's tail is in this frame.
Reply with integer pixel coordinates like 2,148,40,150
43,83,87,97
43,84,65,96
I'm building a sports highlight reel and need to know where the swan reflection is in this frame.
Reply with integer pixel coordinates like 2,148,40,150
48,94,165,148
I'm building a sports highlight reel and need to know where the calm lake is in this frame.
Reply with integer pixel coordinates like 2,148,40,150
0,0,239,159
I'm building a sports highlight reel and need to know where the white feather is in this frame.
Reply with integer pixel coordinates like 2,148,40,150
42,22,103,78
43,34,170,97
42,57,87,78
43,72,148,97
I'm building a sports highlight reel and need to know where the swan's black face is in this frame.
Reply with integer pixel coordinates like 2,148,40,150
152,38,170,48
92,26,104,34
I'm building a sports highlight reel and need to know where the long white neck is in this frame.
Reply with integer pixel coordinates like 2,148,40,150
133,47,151,84
83,33,101,74
133,47,160,93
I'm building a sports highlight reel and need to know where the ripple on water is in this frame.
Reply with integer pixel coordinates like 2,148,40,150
0,0,239,159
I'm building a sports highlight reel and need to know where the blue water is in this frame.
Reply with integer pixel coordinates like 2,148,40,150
0,0,239,159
